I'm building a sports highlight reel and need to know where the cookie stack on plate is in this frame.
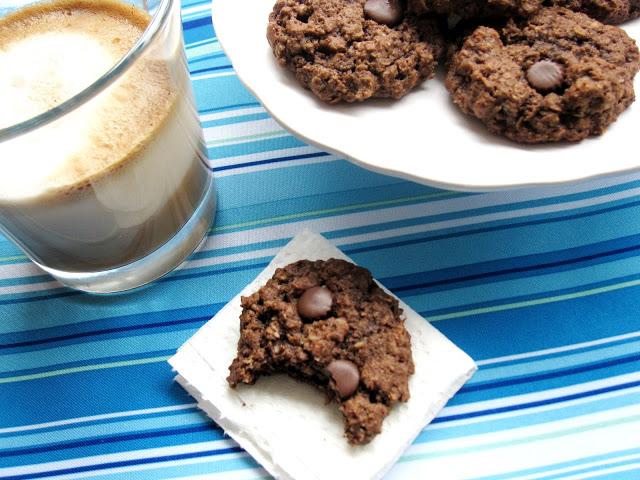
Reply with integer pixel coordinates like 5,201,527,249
267,0,640,144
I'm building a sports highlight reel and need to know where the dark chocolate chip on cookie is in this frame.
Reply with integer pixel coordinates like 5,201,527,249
227,258,414,445
444,7,640,143
266,0,446,103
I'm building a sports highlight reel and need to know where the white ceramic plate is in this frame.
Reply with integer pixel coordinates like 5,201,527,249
210,0,640,191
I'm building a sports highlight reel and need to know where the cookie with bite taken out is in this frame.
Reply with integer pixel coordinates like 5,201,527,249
227,258,414,445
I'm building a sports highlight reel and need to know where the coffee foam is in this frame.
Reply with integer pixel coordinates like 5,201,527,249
0,0,159,200
0,0,212,271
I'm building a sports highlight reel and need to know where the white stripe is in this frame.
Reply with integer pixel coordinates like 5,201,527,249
476,331,640,367
200,106,266,123
0,441,243,478
203,117,284,141
440,371,640,421
547,461,640,480
433,382,640,436
411,404,640,455
3,172,640,295
0,404,197,435
207,130,291,149
502,453,640,480
192,71,236,81
203,118,288,147
164,468,269,480
180,3,210,16
210,147,328,169
165,469,269,480
390,405,640,480
332,185,640,250
185,38,212,50
213,153,337,178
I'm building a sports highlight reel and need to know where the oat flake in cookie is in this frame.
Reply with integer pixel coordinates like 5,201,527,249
445,7,640,144
227,258,414,445
266,0,446,103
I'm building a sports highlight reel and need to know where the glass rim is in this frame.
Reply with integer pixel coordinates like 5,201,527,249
0,0,172,142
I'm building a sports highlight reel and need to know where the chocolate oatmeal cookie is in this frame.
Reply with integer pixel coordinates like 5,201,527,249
227,258,414,445
407,0,543,19
444,7,640,143
408,0,640,24
551,0,640,24
266,0,446,103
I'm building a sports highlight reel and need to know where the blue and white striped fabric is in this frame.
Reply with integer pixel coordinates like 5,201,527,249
2,1,640,479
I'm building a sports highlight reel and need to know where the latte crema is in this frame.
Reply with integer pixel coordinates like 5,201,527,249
0,0,212,272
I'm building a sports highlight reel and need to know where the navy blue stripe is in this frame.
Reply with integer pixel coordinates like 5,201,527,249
461,353,640,393
0,425,219,458
212,151,331,173
0,258,264,309
393,241,640,293
158,261,270,284
0,289,80,306
190,64,231,76
1,188,638,310
0,303,219,351
433,379,640,423
0,316,210,350
347,196,640,262
182,16,211,30
0,446,245,480
199,102,262,116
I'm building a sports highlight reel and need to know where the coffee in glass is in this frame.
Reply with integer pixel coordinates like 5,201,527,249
0,0,216,293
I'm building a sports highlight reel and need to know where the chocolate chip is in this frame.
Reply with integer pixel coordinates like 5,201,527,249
526,60,564,91
364,0,403,27
297,286,332,320
325,359,360,398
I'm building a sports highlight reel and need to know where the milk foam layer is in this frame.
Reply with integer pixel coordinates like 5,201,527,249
0,0,165,200
0,0,212,272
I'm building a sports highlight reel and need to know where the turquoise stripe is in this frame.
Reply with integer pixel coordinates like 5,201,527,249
402,412,640,463
0,331,194,375
468,447,640,480
471,338,640,386
185,40,222,60
424,387,640,442
1,409,214,450
405,255,640,315
0,450,262,480
208,136,317,163
201,111,273,129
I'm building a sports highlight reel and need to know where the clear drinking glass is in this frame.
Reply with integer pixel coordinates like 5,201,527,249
0,0,216,293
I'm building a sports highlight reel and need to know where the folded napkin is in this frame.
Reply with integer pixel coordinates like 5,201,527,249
169,229,477,480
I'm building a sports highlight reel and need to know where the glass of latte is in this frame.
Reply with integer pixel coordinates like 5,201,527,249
0,0,217,293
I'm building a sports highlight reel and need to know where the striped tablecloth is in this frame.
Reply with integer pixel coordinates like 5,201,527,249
2,1,640,479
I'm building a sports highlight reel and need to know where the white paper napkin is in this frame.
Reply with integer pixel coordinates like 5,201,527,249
169,229,477,480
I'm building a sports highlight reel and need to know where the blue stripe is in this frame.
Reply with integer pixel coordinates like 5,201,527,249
435,379,640,423
0,446,245,480
212,151,331,173
0,425,220,458
461,353,640,393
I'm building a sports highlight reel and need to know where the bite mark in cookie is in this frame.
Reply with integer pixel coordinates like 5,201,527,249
227,258,414,445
